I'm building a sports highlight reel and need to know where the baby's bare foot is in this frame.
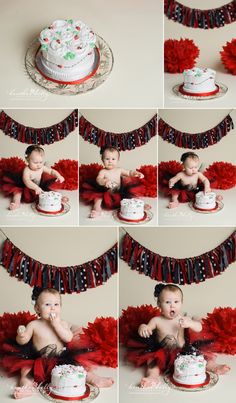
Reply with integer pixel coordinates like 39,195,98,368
144,203,151,210
87,373,114,388
61,196,69,203
212,364,230,375
216,195,223,202
168,200,179,209
140,376,160,388
9,202,20,210
89,209,101,218
13,382,37,399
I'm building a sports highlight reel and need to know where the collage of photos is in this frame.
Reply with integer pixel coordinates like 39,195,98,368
0,2,235,403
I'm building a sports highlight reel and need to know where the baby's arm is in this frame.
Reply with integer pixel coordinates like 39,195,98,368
169,172,183,188
179,316,202,332
96,170,110,187
16,321,34,345
43,166,64,183
138,317,159,338
22,168,42,194
121,168,144,179
49,317,73,343
198,172,211,193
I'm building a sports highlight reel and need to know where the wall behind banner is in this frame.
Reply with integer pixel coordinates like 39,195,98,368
165,0,236,69
119,227,236,316
0,109,78,162
158,109,236,166
0,227,118,324
79,109,158,168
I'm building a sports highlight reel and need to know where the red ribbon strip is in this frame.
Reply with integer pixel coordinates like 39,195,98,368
48,385,90,401
118,211,147,223
170,373,210,388
179,84,220,97
35,204,64,215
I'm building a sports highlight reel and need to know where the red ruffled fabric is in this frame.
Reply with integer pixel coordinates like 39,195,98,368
79,163,102,188
52,159,78,190
204,162,236,189
0,311,36,346
138,165,157,197
164,38,199,73
220,39,236,75
0,157,26,185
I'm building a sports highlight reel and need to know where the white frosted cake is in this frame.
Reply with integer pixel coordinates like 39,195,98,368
195,191,216,210
36,19,96,82
38,191,62,213
120,198,145,221
173,354,207,386
50,364,87,398
182,68,218,94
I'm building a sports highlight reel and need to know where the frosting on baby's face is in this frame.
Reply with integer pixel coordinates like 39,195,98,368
35,291,61,320
183,157,200,176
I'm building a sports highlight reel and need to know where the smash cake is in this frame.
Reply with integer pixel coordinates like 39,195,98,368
194,191,216,211
49,364,88,399
180,67,219,96
37,191,63,213
119,198,145,222
172,351,208,387
35,19,98,83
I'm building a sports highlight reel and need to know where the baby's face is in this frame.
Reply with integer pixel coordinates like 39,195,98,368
159,290,183,319
184,157,199,176
35,291,61,320
27,151,44,171
102,150,119,170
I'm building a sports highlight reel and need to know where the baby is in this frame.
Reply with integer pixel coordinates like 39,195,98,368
9,145,66,210
168,152,211,208
14,287,113,399
83,147,144,218
138,284,230,388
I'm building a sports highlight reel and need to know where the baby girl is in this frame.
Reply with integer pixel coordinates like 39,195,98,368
81,146,145,218
138,284,230,388
14,288,113,399
168,152,211,208
9,145,65,210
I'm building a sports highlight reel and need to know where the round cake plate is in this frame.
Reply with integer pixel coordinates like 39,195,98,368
39,383,99,402
31,202,70,217
173,83,228,101
164,371,219,392
25,35,114,95
112,209,153,225
188,201,224,214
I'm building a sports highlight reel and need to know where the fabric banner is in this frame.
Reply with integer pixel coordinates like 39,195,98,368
158,114,234,149
0,110,78,145
164,0,236,29
0,238,117,294
79,114,157,151
120,231,236,285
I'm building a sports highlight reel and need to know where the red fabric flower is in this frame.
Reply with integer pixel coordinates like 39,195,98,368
52,159,78,190
138,165,157,197
220,39,236,75
79,163,102,188
164,38,199,73
204,162,236,189
119,305,161,345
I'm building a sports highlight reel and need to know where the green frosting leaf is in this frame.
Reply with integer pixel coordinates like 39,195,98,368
64,51,76,60
41,44,48,51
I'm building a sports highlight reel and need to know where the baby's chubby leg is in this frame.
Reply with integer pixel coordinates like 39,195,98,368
168,193,179,209
86,371,114,387
140,360,161,388
206,359,230,375
9,192,22,210
13,367,37,399
89,198,103,218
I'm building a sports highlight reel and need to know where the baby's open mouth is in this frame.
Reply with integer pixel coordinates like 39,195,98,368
170,310,175,317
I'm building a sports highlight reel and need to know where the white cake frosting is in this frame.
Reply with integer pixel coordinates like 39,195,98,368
195,191,216,210
173,354,207,385
38,191,62,213
50,364,87,398
183,68,217,94
120,198,145,221
36,19,96,82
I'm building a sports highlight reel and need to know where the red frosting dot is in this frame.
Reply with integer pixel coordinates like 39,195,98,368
44,38,49,42
76,26,81,31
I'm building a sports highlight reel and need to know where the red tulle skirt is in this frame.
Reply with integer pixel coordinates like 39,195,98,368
158,161,204,203
0,312,117,383
0,166,60,204
80,177,145,209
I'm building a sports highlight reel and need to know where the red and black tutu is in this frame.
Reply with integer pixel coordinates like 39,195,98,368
158,161,204,203
0,312,117,383
120,305,235,373
80,177,145,210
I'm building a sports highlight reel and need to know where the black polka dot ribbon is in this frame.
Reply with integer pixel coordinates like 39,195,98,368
158,114,234,149
79,115,157,151
120,232,236,285
0,110,78,145
0,238,117,294
164,0,236,29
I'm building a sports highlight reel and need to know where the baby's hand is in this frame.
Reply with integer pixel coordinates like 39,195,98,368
179,316,192,328
35,187,43,195
133,171,144,179
138,324,152,338
17,325,26,336
56,175,65,183
169,178,175,188
204,186,211,194
104,180,113,189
